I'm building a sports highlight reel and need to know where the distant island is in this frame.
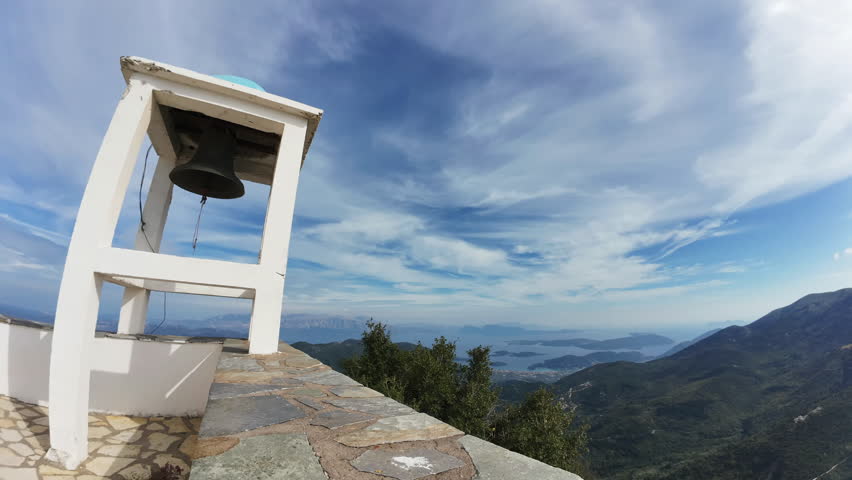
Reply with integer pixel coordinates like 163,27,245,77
509,333,673,350
528,351,647,371
455,357,509,367
492,350,544,358
459,324,581,337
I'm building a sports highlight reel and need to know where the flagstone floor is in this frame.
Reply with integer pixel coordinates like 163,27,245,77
190,341,479,480
0,394,198,480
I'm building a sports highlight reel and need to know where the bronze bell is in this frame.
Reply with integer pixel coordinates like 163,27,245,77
169,122,245,199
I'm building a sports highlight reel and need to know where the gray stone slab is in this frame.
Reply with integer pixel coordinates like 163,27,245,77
330,386,383,398
296,370,362,386
295,397,326,410
351,448,466,480
310,410,373,429
186,336,226,344
0,467,38,480
208,383,288,400
336,413,462,447
326,397,415,417
459,435,583,480
285,355,323,368
286,387,326,398
6,317,53,330
222,343,249,354
199,396,306,437
217,356,263,372
189,433,326,480
270,377,306,386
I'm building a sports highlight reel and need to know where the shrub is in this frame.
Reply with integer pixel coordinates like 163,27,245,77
492,387,589,472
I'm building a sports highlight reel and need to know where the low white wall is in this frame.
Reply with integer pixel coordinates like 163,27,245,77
0,322,222,416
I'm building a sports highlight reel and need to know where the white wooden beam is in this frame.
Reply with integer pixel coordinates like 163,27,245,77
249,118,308,354
141,75,301,135
147,98,180,160
106,275,254,299
48,80,154,470
95,247,265,290
120,56,322,161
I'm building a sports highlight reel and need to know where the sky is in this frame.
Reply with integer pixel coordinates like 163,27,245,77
2,1,852,330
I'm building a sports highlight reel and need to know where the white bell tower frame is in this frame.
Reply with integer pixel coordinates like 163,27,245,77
46,57,322,468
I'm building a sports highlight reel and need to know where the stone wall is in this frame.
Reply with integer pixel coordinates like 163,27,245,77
189,339,583,480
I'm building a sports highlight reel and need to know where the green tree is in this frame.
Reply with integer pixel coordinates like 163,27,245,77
400,338,458,417
344,321,589,474
492,387,589,473
342,319,405,400
449,345,498,438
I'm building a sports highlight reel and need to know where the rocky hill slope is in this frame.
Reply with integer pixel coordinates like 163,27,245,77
543,289,852,479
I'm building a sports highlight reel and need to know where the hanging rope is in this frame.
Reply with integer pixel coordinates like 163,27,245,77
138,143,167,334
153,195,206,334
148,290,168,335
138,144,156,252
138,147,211,334
192,195,208,254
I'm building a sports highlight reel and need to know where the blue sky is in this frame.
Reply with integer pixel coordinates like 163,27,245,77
2,1,852,329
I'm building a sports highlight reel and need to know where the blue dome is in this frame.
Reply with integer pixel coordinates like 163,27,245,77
213,75,266,92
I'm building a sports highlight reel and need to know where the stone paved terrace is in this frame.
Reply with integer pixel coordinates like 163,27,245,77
190,339,583,480
0,326,583,479
0,394,197,479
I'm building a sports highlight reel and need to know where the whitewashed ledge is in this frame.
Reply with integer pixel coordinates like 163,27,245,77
1,314,223,417
189,339,584,480
0,314,225,344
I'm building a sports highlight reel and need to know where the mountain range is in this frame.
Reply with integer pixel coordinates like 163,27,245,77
501,289,852,479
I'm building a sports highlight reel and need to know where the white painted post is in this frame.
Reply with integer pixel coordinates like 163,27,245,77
47,80,153,469
116,152,175,334
248,119,308,354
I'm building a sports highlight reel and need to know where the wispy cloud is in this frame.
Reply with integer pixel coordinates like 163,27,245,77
2,1,852,326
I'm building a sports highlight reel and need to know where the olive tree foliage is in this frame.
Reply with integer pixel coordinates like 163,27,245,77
492,388,589,473
343,320,588,471
342,320,406,400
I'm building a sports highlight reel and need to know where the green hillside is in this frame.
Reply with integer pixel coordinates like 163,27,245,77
544,289,852,479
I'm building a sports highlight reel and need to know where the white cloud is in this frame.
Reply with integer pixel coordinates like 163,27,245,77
410,236,512,275
473,187,573,209
0,245,58,275
833,248,852,261
694,0,852,213
4,1,852,326
0,214,69,247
